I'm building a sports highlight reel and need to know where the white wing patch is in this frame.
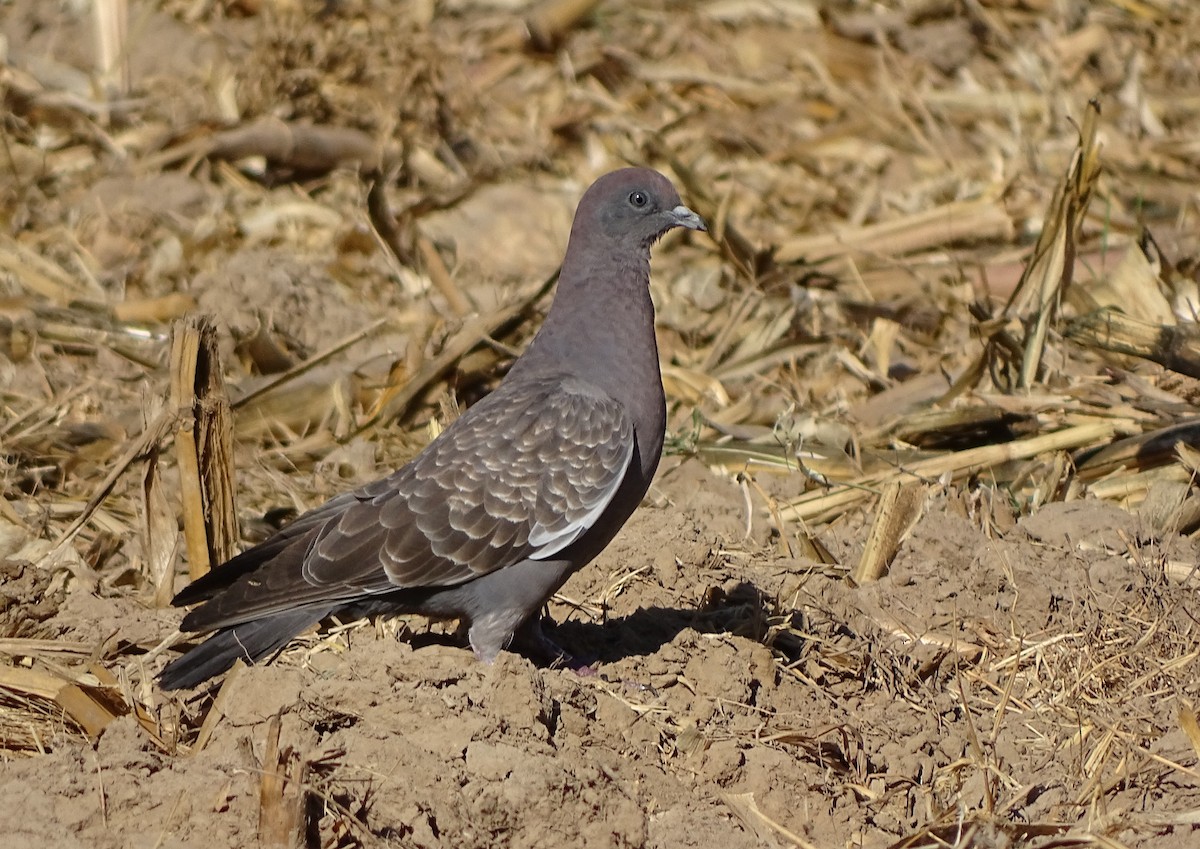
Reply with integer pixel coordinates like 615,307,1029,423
526,435,635,561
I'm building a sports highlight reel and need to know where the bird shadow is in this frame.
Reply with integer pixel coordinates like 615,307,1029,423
545,580,800,665
391,581,800,668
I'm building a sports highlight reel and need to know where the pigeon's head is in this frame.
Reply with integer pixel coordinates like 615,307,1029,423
573,167,706,249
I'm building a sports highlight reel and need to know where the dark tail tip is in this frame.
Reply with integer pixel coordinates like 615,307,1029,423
158,608,329,690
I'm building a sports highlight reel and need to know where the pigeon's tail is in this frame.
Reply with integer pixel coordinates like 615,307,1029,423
158,606,332,690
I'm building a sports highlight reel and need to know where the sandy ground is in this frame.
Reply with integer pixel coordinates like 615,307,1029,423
4,1,1200,848
5,463,1200,848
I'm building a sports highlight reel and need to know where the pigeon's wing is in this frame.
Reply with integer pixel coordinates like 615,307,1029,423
180,375,635,632
169,487,365,608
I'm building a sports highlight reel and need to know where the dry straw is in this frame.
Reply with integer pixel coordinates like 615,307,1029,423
2,1,1200,845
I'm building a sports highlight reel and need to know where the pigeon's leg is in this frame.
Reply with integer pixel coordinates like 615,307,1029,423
467,609,525,664
468,611,569,664
509,616,572,665
457,557,594,667
509,617,600,675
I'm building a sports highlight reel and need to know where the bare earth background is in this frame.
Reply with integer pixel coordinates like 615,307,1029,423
3,1,1200,847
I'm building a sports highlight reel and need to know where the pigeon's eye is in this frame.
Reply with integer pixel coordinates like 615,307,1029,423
628,191,648,208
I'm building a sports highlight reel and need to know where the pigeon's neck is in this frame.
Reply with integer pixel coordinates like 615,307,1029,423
515,245,661,405
506,231,668,485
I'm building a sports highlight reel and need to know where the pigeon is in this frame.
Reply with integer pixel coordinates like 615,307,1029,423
158,167,706,689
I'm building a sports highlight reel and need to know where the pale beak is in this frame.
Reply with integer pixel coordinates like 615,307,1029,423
669,204,707,232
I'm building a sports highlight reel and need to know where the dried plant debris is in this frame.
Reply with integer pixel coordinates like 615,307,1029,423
2,0,1200,847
